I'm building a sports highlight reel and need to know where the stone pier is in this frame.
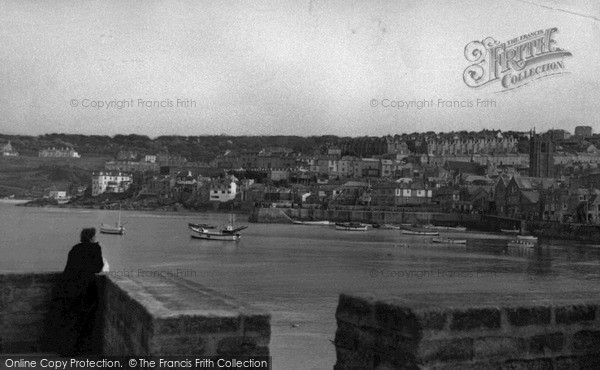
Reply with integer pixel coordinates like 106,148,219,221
334,291,600,369
0,272,270,356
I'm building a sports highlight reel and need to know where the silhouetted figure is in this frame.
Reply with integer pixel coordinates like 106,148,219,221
48,227,104,356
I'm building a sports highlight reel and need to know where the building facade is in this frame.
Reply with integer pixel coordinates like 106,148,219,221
39,147,81,158
91,171,133,196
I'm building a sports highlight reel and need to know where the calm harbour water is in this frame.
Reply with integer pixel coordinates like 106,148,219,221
2,202,600,369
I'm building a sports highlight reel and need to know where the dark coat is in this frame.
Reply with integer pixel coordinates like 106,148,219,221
48,242,104,356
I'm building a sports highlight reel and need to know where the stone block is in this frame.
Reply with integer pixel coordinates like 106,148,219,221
1,340,40,354
528,332,564,355
572,330,600,354
450,308,501,331
473,336,526,360
216,336,265,356
506,307,551,327
554,355,600,370
336,293,375,327
0,274,35,288
334,347,374,369
154,317,183,335
418,310,448,331
555,304,596,325
374,329,418,357
334,322,376,352
243,313,271,336
182,314,241,334
502,358,553,369
374,301,420,338
419,338,474,363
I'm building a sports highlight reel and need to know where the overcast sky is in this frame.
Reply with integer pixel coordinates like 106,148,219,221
0,0,598,137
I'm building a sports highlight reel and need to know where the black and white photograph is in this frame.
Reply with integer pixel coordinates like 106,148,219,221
1,1,600,369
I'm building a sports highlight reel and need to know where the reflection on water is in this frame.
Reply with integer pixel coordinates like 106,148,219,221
2,204,600,369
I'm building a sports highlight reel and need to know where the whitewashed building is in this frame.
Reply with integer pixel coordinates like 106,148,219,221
209,175,238,202
92,171,132,196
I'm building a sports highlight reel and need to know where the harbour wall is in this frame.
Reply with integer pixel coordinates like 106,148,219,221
250,207,484,228
0,272,271,356
334,292,600,369
250,208,600,243
526,221,600,243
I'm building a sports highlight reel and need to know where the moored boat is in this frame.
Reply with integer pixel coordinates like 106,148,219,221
380,223,401,230
501,228,520,234
424,225,467,232
292,220,332,226
100,223,125,235
507,239,536,248
100,204,125,235
432,237,467,244
189,213,247,241
401,228,439,236
517,235,538,242
335,222,368,231
189,224,246,241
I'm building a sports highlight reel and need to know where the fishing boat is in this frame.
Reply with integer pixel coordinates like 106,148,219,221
401,228,439,236
432,237,467,245
189,213,247,241
507,239,536,248
292,220,332,226
100,205,125,235
517,235,538,242
424,225,467,232
335,222,368,231
380,223,401,230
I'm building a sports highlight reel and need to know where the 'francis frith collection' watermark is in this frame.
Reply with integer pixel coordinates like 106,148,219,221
463,27,572,91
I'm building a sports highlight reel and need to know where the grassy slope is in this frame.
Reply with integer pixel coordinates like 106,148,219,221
0,156,109,198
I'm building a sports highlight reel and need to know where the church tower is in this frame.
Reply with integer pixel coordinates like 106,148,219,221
529,129,554,178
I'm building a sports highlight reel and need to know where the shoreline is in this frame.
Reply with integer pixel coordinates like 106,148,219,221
13,199,251,216
0,199,31,204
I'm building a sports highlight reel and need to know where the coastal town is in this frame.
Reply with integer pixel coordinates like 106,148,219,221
2,126,600,224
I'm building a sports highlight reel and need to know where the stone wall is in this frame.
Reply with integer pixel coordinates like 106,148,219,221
251,206,483,227
0,273,58,353
0,272,270,357
102,274,270,356
335,292,600,369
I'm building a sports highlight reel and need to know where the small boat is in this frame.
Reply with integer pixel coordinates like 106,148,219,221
517,235,538,242
432,237,467,245
501,228,520,234
100,223,125,235
445,226,467,232
401,228,439,236
424,225,467,232
292,220,332,226
380,223,401,230
189,213,247,241
335,222,368,231
507,239,536,248
100,205,125,235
